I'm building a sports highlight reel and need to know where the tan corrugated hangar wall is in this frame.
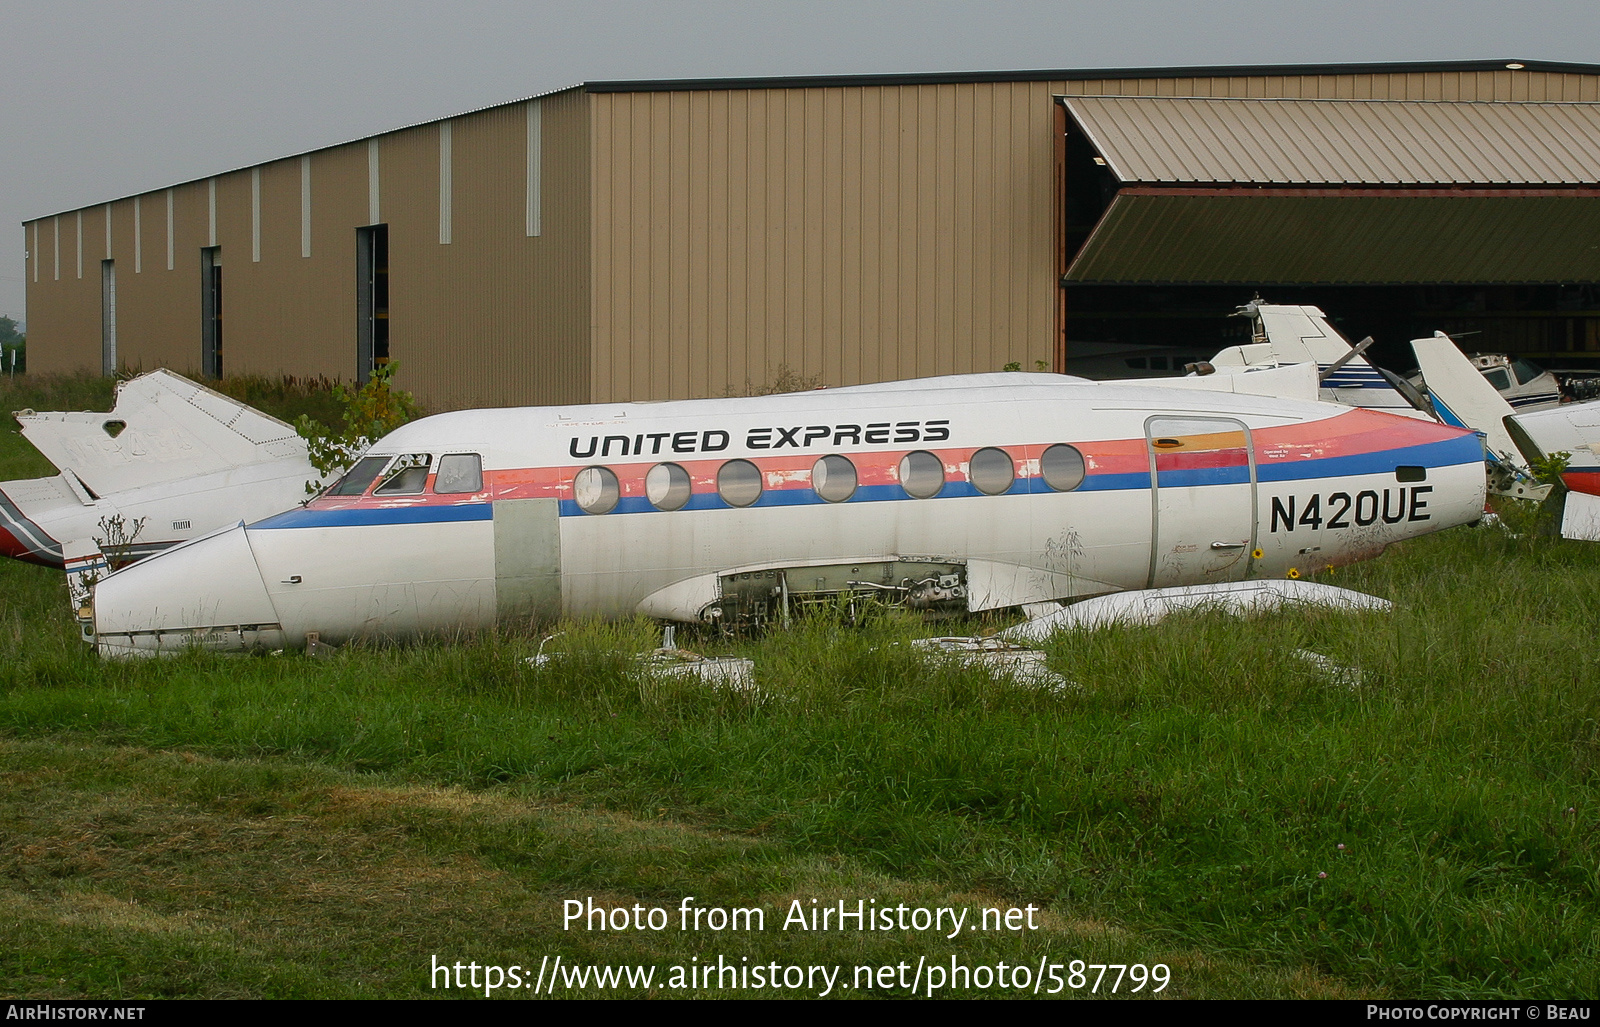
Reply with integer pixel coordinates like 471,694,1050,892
25,88,590,411
588,82,1058,402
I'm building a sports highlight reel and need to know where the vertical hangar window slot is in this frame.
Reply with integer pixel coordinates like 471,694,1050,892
100,259,117,376
201,247,222,379
356,224,390,384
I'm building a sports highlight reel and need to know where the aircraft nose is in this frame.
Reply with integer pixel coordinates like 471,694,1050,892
91,523,286,658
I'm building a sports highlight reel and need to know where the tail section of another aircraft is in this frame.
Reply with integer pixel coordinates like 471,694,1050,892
14,369,308,496
1,371,329,618
1216,301,1430,419
1413,333,1600,540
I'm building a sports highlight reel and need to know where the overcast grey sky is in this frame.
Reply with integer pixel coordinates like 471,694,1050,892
5,0,1599,323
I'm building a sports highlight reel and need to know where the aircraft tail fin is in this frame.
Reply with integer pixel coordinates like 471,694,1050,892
14,369,308,498
1219,303,1371,368
1216,303,1426,417
1410,334,1521,464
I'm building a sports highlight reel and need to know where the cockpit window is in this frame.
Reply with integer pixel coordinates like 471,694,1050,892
326,455,392,497
1511,359,1545,386
374,454,433,495
434,453,483,494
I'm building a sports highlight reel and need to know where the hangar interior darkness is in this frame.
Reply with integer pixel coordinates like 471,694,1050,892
1064,284,1600,377
1056,93,1600,379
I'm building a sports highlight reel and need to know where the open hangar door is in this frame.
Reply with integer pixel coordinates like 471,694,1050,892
1053,95,1600,381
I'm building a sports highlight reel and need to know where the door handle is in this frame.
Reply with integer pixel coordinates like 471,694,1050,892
1210,541,1248,550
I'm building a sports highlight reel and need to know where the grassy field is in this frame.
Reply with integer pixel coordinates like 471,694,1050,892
2,374,1598,999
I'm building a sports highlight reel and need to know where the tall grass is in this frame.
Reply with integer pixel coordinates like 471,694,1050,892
0,521,1597,996
2,381,1597,996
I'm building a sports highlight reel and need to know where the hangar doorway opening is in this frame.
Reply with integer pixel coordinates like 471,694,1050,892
1054,93,1600,383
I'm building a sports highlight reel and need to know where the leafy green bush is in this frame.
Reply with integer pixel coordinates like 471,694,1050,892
292,363,422,489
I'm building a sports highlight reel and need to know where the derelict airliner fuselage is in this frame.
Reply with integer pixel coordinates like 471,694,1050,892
88,373,1486,656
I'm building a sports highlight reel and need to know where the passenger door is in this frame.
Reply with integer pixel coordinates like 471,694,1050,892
1146,416,1257,588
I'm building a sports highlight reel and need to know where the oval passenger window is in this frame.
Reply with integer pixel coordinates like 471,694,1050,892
1041,444,1086,492
646,463,693,511
717,460,763,508
898,451,945,499
969,447,1015,496
812,455,857,503
573,466,620,515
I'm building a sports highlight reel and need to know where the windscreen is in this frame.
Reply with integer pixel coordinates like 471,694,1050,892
325,455,391,497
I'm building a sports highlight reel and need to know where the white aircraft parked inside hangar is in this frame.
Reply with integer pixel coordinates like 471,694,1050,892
86,370,1488,658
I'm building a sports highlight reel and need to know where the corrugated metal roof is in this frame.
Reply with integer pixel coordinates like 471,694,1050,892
1063,191,1600,284
1062,96,1600,185
585,58,1600,93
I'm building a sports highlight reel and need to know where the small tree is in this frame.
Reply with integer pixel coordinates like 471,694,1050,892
294,362,422,492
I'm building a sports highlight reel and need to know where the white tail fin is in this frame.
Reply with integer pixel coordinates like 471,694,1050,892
1410,334,1520,464
1218,303,1424,417
14,369,306,497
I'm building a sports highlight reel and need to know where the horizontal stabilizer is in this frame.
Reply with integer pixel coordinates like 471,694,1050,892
1144,362,1319,403
15,369,308,497
1221,303,1375,371
1504,401,1600,466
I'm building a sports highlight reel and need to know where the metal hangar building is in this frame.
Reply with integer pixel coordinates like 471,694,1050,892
22,58,1600,410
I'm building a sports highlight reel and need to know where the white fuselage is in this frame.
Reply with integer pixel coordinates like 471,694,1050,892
89,374,1487,656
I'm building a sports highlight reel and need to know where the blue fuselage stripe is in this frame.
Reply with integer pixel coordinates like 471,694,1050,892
252,504,495,529
1254,435,1482,483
